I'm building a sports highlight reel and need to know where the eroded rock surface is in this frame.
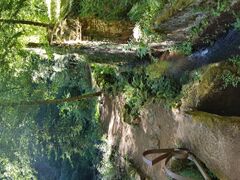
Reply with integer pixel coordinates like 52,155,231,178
101,97,177,179
101,96,240,179
176,111,240,180
101,62,240,180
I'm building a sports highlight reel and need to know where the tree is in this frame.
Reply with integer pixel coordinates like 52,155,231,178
27,42,144,64
0,18,53,28
1,91,102,106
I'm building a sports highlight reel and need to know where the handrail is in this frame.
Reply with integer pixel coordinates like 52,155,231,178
143,148,211,180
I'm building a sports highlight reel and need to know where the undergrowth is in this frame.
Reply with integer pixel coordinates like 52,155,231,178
172,41,193,56
221,56,240,88
93,64,180,124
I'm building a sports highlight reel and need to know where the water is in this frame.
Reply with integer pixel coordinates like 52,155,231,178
190,29,240,65
171,29,240,79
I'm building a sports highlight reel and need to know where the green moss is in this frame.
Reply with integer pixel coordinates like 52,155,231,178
181,63,229,109
187,111,240,128
146,60,170,79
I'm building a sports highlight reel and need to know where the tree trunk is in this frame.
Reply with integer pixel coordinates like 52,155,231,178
27,42,146,64
1,91,102,106
0,19,53,28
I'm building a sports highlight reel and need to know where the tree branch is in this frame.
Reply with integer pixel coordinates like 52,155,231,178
1,91,102,106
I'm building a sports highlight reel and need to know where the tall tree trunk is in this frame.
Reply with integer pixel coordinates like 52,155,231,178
1,91,102,106
0,19,54,28
27,42,146,64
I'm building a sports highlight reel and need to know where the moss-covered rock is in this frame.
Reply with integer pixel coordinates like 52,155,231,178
181,62,240,116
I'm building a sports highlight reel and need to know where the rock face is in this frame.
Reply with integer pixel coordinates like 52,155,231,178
181,63,240,117
176,111,240,180
101,96,177,179
101,97,240,180
100,63,240,180
51,17,134,43
153,0,213,43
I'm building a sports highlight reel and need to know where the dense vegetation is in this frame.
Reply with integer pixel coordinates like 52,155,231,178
0,1,103,179
0,0,239,179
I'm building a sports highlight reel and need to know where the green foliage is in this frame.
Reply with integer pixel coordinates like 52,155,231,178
93,66,180,123
0,51,103,179
172,41,192,56
123,71,150,121
0,157,36,180
222,70,240,88
210,0,231,17
97,137,118,179
128,0,165,28
190,18,209,40
0,100,39,179
221,56,240,88
93,64,125,95
0,0,51,73
229,55,240,67
79,0,138,21
234,17,240,31
146,60,170,79
150,76,180,101
18,0,49,22
136,41,150,58
35,59,102,160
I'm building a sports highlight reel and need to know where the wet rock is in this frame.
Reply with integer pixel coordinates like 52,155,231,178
181,62,240,116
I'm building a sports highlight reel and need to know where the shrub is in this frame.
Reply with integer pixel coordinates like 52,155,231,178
172,41,192,56
221,70,240,88
93,65,181,123
79,0,138,20
221,56,240,88
92,65,125,95
146,60,170,79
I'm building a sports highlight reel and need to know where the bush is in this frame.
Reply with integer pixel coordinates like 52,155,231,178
172,41,193,56
93,65,181,123
92,65,125,95
79,0,138,20
221,56,240,88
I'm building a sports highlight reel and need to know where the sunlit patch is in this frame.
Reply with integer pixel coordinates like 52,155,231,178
55,0,61,19
133,24,142,42
27,48,49,59
26,35,40,43
45,0,61,20
63,39,82,45
45,0,51,20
